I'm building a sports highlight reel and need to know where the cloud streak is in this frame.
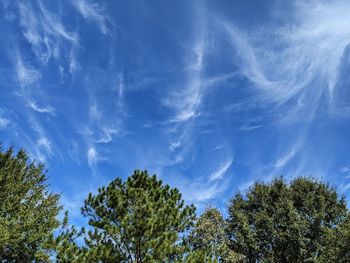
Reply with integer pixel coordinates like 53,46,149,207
210,158,233,181
28,100,55,115
72,0,111,34
0,117,10,130
18,0,78,64
87,146,98,168
15,52,41,87
218,0,350,120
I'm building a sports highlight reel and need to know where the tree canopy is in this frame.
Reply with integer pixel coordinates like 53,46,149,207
70,170,196,262
227,177,349,263
0,146,61,262
2,144,350,262
188,206,245,263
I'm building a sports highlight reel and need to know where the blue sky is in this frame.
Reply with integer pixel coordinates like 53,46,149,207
1,0,350,221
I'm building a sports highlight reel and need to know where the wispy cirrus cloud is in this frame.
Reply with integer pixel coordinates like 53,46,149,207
0,117,10,130
340,166,350,179
87,146,98,168
96,127,119,144
273,147,298,170
72,0,111,35
18,0,78,65
210,158,233,181
162,3,207,125
218,0,350,121
15,52,41,87
340,166,350,174
38,137,52,155
28,100,55,115
164,38,204,124
182,175,231,203
88,101,101,121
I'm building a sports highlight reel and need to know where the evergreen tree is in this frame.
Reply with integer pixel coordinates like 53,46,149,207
227,177,349,263
78,170,196,262
0,146,61,262
54,212,87,262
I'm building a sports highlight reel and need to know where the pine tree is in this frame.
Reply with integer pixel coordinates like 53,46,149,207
79,170,196,262
0,146,61,262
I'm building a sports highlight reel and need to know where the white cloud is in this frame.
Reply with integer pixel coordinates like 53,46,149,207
219,20,272,89
69,48,79,74
28,100,55,115
339,183,350,193
239,124,263,131
170,141,181,151
340,166,350,176
89,102,101,121
184,178,231,202
87,146,98,167
210,158,234,181
96,127,118,143
18,1,78,64
72,0,111,34
0,117,10,129
163,11,206,124
274,147,297,169
218,0,350,120
15,52,41,87
115,74,127,116
38,137,52,155
117,74,124,99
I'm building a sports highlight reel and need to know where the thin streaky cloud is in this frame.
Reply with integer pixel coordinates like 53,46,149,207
239,125,263,131
218,0,350,121
15,52,41,87
72,0,111,34
36,0,77,43
184,176,231,203
87,146,98,168
88,101,101,121
18,1,77,65
38,137,52,155
164,2,207,124
210,158,233,181
274,147,297,169
0,117,10,130
28,100,55,115
96,127,118,144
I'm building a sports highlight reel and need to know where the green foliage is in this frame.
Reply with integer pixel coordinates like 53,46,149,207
319,214,350,262
4,142,350,263
227,177,348,263
78,170,196,262
54,211,87,262
189,207,245,262
0,146,61,262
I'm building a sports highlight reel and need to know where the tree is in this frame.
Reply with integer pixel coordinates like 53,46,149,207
319,214,350,262
54,211,88,263
227,177,349,263
79,170,196,262
188,206,245,263
0,146,61,262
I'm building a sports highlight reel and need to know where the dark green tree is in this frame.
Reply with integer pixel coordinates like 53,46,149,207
227,177,349,263
0,146,61,262
79,170,196,262
319,214,350,262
